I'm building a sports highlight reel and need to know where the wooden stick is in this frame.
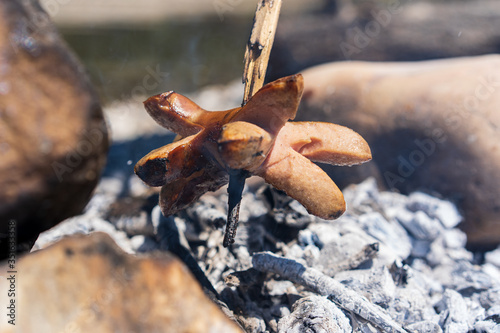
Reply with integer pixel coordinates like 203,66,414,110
242,0,283,105
252,252,409,333
223,0,283,247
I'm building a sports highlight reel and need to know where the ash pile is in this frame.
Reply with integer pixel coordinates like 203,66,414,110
34,177,500,333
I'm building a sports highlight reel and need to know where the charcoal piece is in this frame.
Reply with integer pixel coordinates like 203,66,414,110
319,234,379,276
441,229,468,250
252,252,408,333
264,280,296,296
433,261,495,292
277,296,351,333
263,186,315,228
297,229,323,249
357,212,412,260
342,177,380,214
478,287,500,310
237,312,266,333
387,286,437,325
435,289,469,333
186,199,227,230
426,237,473,267
334,265,396,307
406,192,462,229
485,247,500,268
405,321,442,333
473,319,500,333
395,209,443,241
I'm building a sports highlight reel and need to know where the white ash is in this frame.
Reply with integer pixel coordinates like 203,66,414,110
277,295,352,333
34,176,500,332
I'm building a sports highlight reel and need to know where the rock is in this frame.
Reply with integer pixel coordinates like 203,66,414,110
277,296,351,333
269,1,500,79
0,0,109,258
0,232,242,333
298,55,500,249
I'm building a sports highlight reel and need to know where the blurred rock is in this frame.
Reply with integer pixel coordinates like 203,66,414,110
269,1,500,79
0,232,242,333
299,55,500,249
0,0,109,258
